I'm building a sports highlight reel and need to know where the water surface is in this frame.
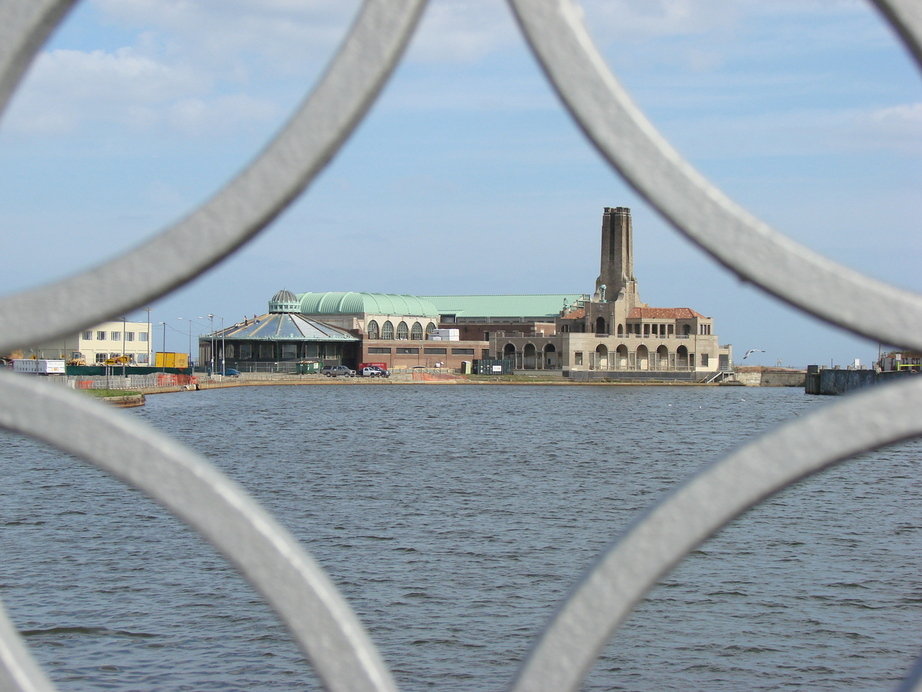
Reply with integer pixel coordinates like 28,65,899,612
1,385,918,690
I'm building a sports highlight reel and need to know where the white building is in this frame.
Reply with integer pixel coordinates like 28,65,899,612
23,320,152,365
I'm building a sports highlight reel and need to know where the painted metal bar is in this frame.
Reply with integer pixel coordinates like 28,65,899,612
507,0,922,352
511,376,922,691
0,599,55,692
0,0,428,353
0,0,77,118
0,371,398,691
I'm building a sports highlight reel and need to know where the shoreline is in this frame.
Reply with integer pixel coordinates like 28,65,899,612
136,375,741,396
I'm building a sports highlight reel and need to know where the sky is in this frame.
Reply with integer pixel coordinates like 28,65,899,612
0,0,919,368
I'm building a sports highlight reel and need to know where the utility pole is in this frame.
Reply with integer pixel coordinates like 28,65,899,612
208,313,215,375
220,316,225,376
177,317,194,369
159,322,167,371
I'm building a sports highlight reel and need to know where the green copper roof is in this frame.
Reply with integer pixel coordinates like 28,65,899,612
268,289,300,313
297,292,439,317
422,294,587,319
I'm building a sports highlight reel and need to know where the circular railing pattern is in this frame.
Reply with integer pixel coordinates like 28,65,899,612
0,1,919,690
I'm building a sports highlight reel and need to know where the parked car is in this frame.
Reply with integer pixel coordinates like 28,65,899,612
321,365,355,378
360,366,390,378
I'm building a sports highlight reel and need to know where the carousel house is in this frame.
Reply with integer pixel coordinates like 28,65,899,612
200,290,358,371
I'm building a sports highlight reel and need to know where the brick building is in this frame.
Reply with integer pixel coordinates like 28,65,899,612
204,207,731,378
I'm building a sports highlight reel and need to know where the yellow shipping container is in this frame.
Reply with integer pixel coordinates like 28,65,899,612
155,352,189,369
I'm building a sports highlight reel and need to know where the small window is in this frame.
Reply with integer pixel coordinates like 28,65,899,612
239,344,252,359
411,322,423,340
575,351,583,365
368,347,392,354
126,332,135,342
397,321,409,340
424,347,447,355
382,321,394,339
97,331,106,340
451,348,474,355
259,343,273,359
701,354,709,367
95,353,106,363
82,331,92,340
426,322,436,337
139,332,148,342
281,343,297,359
137,354,149,364
396,347,419,354
367,320,380,339
111,332,120,340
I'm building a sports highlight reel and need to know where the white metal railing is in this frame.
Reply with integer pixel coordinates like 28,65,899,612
1,2,921,691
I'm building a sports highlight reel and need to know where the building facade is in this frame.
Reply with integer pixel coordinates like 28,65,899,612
199,290,359,372
427,207,732,376
201,207,731,377
21,320,153,365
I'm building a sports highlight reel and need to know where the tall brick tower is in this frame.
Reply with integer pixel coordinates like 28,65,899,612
595,206,635,301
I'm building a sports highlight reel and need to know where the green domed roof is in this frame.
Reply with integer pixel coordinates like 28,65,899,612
297,292,439,317
268,289,300,313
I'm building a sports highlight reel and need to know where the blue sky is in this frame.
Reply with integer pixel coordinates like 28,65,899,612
1,0,919,367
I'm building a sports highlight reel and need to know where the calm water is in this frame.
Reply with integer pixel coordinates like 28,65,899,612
0,385,919,690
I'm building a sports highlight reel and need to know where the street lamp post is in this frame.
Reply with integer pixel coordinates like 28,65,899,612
158,322,167,371
208,314,214,374
177,317,194,370
121,316,127,377
145,307,151,366
220,317,225,376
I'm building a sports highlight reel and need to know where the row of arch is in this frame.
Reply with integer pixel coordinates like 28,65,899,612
502,343,695,370
584,318,694,337
366,320,438,340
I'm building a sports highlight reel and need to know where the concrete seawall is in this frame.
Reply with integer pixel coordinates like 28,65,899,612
734,367,805,387
805,367,909,395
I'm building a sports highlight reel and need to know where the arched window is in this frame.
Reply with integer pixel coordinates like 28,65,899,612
382,321,394,339
426,322,436,337
636,345,649,370
595,344,609,369
683,324,691,336
397,321,409,339
523,343,538,369
411,322,423,340
595,317,607,334
676,345,689,369
367,320,379,339
617,323,624,337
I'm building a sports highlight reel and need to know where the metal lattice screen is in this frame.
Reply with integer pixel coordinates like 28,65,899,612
0,1,920,690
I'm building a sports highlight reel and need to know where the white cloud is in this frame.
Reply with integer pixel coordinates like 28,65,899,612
90,0,362,75
863,102,922,154
408,1,519,63
3,47,203,134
